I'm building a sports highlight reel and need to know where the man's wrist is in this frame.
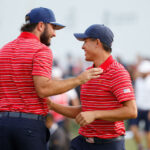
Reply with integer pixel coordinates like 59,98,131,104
93,111,101,120
50,101,54,110
76,75,84,85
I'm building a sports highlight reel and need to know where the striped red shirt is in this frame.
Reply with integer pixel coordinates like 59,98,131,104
0,32,53,116
79,55,135,139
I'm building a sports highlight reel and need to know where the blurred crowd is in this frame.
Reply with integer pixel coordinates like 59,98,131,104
46,53,150,150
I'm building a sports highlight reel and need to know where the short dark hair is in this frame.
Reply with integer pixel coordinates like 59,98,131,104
90,38,112,52
20,23,38,32
101,42,112,52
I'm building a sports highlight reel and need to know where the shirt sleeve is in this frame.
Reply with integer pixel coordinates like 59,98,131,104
111,69,135,103
32,47,53,79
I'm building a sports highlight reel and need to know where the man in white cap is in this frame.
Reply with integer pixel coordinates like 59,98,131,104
129,60,150,150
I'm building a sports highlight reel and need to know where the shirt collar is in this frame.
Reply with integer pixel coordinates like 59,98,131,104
93,55,114,70
18,32,40,41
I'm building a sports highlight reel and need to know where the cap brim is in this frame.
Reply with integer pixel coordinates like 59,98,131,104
74,33,89,41
50,22,65,30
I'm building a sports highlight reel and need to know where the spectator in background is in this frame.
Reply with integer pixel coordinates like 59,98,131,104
50,67,80,124
49,67,80,139
46,113,69,150
129,60,150,150
116,56,128,70
72,57,84,99
65,53,74,77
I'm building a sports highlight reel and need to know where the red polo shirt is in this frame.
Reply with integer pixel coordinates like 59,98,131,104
79,55,135,139
0,32,53,116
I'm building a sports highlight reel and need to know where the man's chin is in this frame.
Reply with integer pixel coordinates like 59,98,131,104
41,41,51,47
85,57,92,61
46,42,51,46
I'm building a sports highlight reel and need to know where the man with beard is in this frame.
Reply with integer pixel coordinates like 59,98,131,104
0,7,102,150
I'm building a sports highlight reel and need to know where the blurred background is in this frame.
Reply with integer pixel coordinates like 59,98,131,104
1,0,150,149
0,0,150,67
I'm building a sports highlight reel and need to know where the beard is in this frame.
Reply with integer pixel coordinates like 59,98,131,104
40,26,51,46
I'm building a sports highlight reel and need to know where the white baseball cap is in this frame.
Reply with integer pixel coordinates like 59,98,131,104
138,60,150,73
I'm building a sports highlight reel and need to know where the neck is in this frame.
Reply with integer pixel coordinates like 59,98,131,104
94,51,111,67
31,30,41,40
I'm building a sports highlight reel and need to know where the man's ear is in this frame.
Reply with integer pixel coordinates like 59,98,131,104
96,39,103,48
37,22,45,32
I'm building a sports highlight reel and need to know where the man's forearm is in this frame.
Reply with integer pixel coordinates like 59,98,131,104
94,100,137,121
42,77,81,97
51,101,82,118
33,68,102,98
94,107,136,121
75,100,137,127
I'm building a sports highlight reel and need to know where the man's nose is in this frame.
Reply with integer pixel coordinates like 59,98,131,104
53,30,56,37
82,44,85,50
